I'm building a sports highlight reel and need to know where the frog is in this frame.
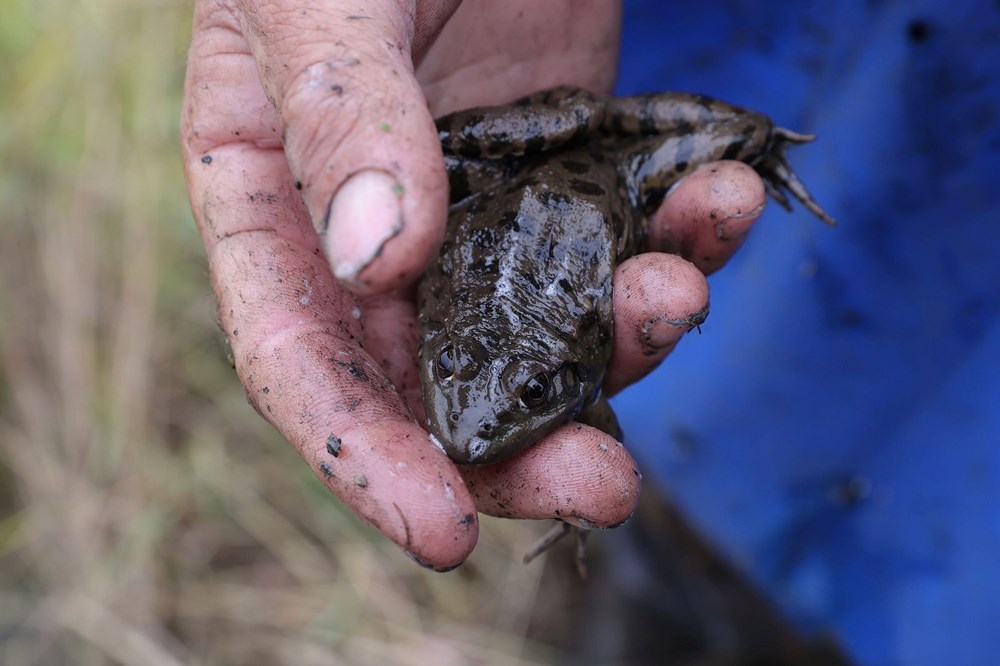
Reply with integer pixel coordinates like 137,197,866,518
417,86,834,467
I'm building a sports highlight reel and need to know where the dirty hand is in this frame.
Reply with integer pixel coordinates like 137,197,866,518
181,0,766,570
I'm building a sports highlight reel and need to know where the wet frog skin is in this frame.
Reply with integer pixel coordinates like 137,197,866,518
418,87,833,465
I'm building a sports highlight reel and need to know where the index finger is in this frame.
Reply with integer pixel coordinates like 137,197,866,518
181,4,477,569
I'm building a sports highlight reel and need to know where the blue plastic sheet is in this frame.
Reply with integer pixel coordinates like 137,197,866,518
613,1,1000,664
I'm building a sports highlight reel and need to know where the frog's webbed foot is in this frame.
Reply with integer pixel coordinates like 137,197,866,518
523,522,591,579
754,127,837,226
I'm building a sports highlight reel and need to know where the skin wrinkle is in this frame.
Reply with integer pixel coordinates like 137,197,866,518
282,88,363,206
226,274,361,345
195,153,315,250
191,138,284,162
276,54,380,155
241,331,415,445
183,102,282,157
242,3,414,106
280,55,376,126
183,86,262,159
211,238,362,349
199,0,240,32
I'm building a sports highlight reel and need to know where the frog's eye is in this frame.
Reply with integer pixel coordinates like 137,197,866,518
519,372,550,410
436,347,455,381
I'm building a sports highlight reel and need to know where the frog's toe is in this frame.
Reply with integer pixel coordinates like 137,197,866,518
755,132,837,226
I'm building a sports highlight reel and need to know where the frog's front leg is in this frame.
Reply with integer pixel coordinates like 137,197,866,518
437,87,607,203
435,87,604,204
603,93,835,225
436,87,603,159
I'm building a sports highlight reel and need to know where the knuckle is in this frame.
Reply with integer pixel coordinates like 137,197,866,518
280,59,366,167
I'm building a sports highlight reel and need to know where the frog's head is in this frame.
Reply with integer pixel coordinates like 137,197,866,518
418,330,592,465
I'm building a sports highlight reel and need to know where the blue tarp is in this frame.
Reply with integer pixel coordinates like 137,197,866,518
613,1,1000,664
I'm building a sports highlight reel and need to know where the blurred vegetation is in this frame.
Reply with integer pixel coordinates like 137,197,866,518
0,2,566,664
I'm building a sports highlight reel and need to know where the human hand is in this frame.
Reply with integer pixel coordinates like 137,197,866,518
181,0,766,570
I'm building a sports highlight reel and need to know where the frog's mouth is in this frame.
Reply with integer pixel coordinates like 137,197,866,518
423,401,535,466
424,386,587,466
445,421,563,466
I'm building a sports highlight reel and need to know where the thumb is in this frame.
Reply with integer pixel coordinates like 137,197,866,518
237,1,452,293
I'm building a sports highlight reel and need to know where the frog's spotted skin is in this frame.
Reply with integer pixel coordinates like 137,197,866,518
418,87,833,465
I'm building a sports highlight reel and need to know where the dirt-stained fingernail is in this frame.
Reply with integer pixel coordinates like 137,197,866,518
715,201,765,242
325,170,405,283
641,305,710,352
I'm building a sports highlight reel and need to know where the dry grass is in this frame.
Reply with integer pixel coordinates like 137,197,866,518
0,2,565,663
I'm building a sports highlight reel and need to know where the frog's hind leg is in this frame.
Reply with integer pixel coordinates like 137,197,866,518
753,127,837,226
522,397,621,578
602,93,836,226
523,522,590,578
601,92,760,137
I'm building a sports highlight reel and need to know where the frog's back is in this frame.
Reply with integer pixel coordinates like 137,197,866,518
418,152,634,463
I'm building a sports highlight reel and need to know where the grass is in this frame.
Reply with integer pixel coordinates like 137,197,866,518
0,2,565,663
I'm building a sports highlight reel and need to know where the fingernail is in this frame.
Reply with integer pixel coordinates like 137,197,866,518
642,305,710,351
641,318,683,353
715,201,765,242
404,549,460,572
325,170,405,282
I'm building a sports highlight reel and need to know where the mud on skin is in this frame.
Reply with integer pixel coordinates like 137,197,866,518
418,86,834,465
